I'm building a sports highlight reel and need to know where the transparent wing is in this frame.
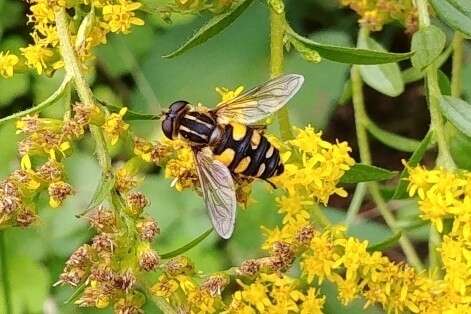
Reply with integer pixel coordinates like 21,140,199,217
194,149,236,239
215,74,304,124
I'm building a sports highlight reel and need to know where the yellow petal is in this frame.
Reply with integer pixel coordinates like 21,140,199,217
21,154,32,170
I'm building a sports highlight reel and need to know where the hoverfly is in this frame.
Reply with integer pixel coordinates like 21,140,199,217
161,74,304,239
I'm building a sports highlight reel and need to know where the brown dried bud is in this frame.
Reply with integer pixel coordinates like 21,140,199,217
272,241,295,266
92,233,114,252
57,268,87,286
87,207,116,232
150,144,168,165
126,192,149,215
114,303,144,314
114,269,136,292
136,218,160,242
48,181,73,207
164,256,194,276
238,259,260,277
200,274,229,296
138,249,160,272
66,245,91,268
37,160,63,182
295,225,315,248
0,195,21,215
16,209,38,227
63,119,85,138
90,267,115,283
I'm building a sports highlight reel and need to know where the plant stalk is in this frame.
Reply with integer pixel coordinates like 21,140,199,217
55,8,112,174
451,32,464,98
0,232,11,314
269,5,293,141
351,65,424,271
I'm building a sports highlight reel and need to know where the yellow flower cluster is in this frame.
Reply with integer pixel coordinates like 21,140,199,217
340,0,418,32
300,226,462,313
263,126,354,248
0,0,144,78
407,165,471,301
152,257,228,313
226,273,325,314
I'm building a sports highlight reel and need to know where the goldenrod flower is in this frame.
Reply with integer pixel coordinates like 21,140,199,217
102,107,129,145
164,139,198,191
216,85,244,104
20,42,54,75
0,51,19,78
102,0,144,33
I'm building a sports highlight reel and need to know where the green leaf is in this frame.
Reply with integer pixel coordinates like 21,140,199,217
358,37,404,97
411,25,446,71
429,0,471,37
289,37,322,63
340,164,396,184
402,45,453,84
367,232,402,252
163,0,254,58
392,131,433,199
98,99,160,120
287,28,413,65
438,96,471,137
438,70,452,96
160,228,213,259
338,79,352,105
447,123,471,170
364,118,420,152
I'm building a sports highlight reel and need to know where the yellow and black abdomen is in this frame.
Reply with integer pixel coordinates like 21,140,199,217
212,123,284,179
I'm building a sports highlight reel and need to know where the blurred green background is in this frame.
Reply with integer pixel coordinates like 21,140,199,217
1,0,470,313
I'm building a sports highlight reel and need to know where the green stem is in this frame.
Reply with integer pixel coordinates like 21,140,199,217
451,32,464,98
415,0,452,275
311,204,331,229
270,4,293,141
0,76,71,126
0,232,11,314
345,182,367,228
55,9,112,174
351,65,424,271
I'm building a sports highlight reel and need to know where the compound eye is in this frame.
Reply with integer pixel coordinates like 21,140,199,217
162,117,174,139
168,100,189,117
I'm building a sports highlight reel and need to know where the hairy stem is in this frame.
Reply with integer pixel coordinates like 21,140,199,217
55,9,112,174
351,65,424,271
415,0,453,275
0,232,11,314
451,32,464,98
270,5,293,141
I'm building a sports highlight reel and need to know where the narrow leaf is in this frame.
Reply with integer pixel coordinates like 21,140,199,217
365,119,420,152
402,45,453,84
429,0,471,37
358,37,404,97
289,37,322,63
367,232,402,252
340,164,396,184
76,174,115,217
287,28,413,65
98,99,161,120
160,228,213,259
438,96,471,137
411,25,446,71
64,282,86,304
163,0,254,58
392,131,433,199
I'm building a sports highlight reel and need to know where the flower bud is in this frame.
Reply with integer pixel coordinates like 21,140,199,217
238,259,260,277
200,273,229,296
164,256,194,276
48,181,73,208
16,208,37,227
138,245,160,272
126,191,149,216
114,269,136,292
87,207,116,233
136,218,160,242
92,233,114,252
66,245,91,268
37,159,63,182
